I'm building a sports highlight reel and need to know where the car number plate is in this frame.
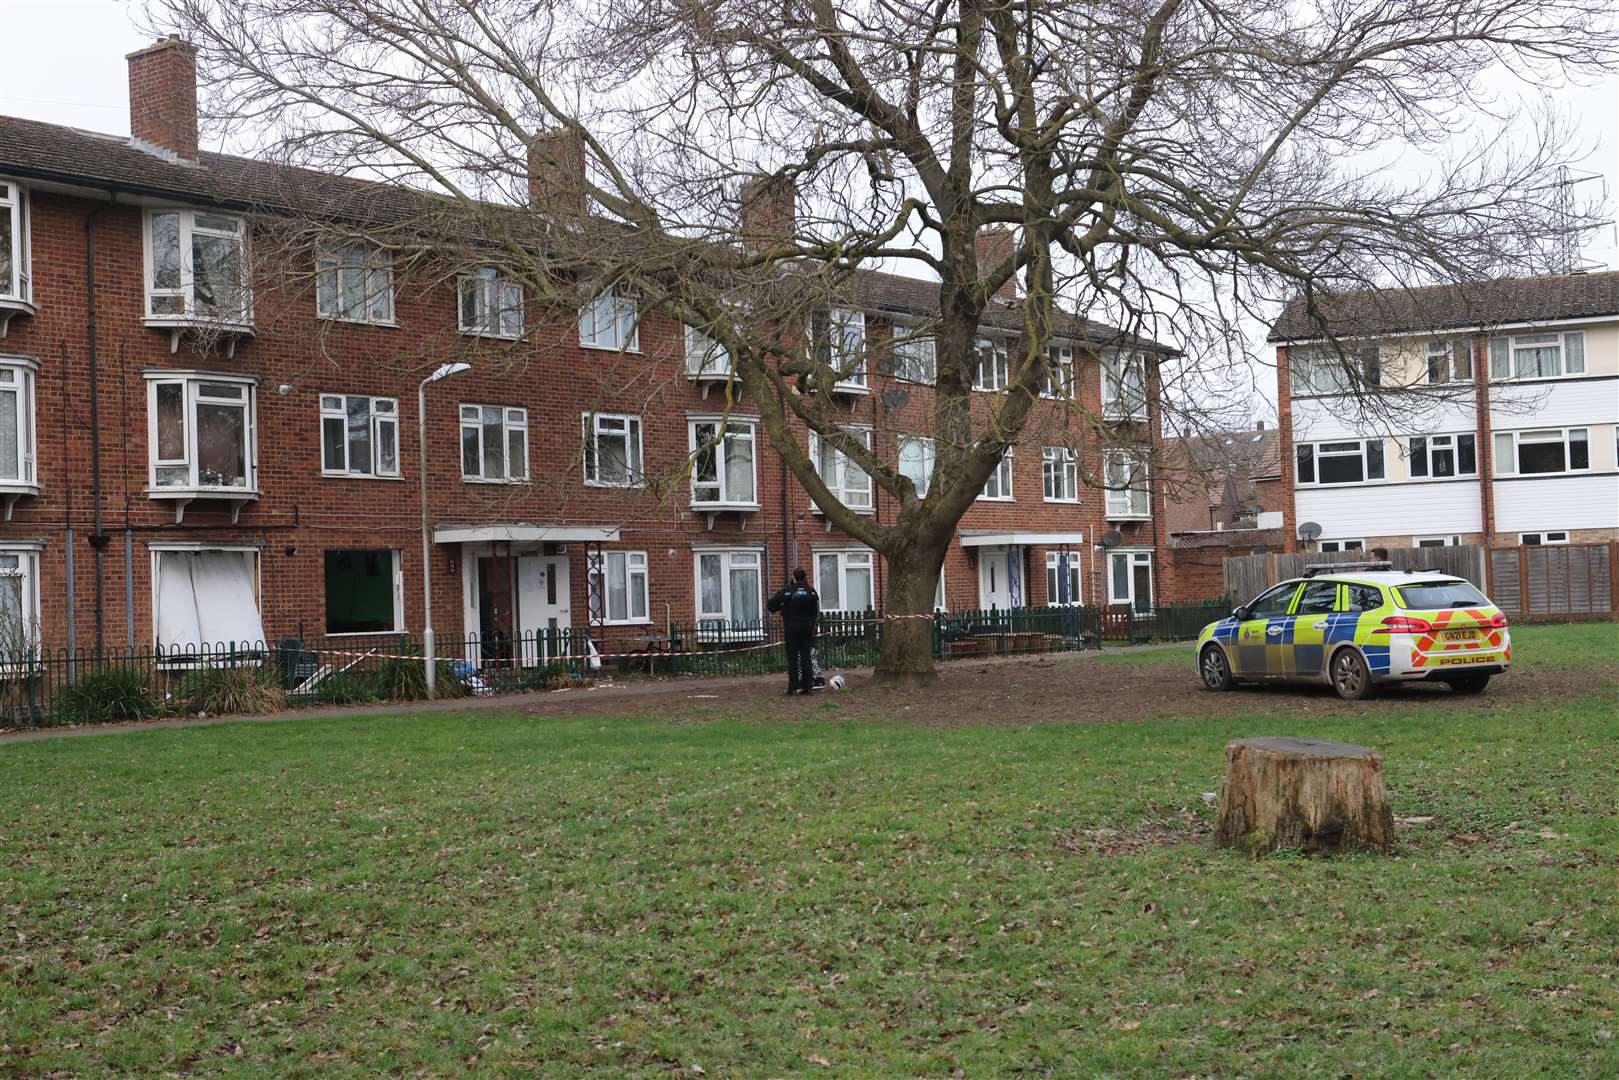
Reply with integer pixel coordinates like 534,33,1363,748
1442,630,1477,642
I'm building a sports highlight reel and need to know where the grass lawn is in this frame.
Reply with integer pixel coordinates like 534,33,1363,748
1,625,1615,1077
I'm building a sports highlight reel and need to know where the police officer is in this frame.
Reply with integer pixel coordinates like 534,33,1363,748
767,567,820,695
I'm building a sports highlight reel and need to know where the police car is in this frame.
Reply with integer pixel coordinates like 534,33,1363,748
1195,562,1511,700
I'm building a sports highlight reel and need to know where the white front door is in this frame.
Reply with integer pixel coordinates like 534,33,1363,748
517,555,571,665
978,548,1012,610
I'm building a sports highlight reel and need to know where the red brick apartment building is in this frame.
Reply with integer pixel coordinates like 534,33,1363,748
0,39,1182,660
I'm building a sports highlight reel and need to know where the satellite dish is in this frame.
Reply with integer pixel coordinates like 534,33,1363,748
1099,530,1124,548
1298,521,1323,541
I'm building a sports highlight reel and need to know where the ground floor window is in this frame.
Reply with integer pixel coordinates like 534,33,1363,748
695,549,762,630
1519,531,1569,546
323,549,402,634
153,547,266,650
0,545,41,659
1319,539,1364,553
1045,550,1083,605
589,550,650,625
816,549,874,613
1414,535,1460,548
1108,549,1153,612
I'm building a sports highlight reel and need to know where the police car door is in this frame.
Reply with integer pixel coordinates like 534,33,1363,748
1236,582,1301,677
1287,579,1340,679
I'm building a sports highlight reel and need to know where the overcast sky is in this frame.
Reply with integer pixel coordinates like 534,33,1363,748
3,0,1617,422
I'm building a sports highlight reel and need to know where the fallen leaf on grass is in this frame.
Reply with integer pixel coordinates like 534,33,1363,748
806,1054,831,1067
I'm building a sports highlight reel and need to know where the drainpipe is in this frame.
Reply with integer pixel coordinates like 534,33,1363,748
778,394,791,577
85,198,114,657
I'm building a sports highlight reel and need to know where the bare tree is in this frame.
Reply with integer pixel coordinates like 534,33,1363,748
148,0,1614,681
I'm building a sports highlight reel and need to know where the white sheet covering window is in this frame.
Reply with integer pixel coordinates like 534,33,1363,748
155,550,266,649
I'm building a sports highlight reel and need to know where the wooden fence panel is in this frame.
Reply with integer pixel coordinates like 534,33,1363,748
1490,548,1523,614
1223,545,1486,602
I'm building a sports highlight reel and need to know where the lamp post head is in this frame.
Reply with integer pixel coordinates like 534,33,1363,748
425,361,472,385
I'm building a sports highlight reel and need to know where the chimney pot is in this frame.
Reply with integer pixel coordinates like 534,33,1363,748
528,128,588,221
1255,419,1266,431
127,37,199,162
976,228,1018,302
739,175,797,254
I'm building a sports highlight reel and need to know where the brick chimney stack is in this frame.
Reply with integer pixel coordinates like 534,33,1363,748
127,37,199,162
528,128,588,220
739,175,797,253
976,227,1018,302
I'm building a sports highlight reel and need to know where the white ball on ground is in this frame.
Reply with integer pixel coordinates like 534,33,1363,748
828,674,846,691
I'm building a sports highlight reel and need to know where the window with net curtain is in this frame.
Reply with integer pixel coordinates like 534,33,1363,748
696,550,762,630
0,180,28,302
154,549,266,651
0,549,38,657
147,210,249,321
0,363,34,486
817,550,873,613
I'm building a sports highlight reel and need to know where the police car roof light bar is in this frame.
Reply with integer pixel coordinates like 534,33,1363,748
1302,560,1393,578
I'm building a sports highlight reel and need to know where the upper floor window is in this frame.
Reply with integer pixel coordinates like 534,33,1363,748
1045,550,1083,606
685,325,733,380
890,320,936,384
1104,450,1150,518
0,545,41,659
316,244,394,325
1290,343,1379,396
582,412,643,487
1489,331,1584,381
1040,346,1074,399
974,339,1009,392
1042,447,1078,502
460,404,528,482
1102,352,1149,419
0,180,30,306
809,426,873,510
146,373,257,491
579,285,638,351
811,308,867,390
979,450,1014,501
589,550,650,625
0,360,37,491
1493,427,1589,476
1407,433,1476,479
320,394,399,478
898,435,935,498
816,549,875,613
146,210,250,324
1426,338,1473,384
458,267,523,339
1295,438,1383,486
690,418,756,506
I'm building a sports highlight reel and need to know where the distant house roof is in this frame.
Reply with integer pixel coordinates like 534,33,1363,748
1268,271,1619,343
1174,426,1283,482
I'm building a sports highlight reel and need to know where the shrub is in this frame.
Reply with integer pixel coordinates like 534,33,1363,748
49,667,162,726
177,664,286,715
368,658,470,702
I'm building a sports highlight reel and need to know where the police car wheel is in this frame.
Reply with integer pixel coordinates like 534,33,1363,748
1330,648,1373,701
1199,646,1235,691
1445,673,1490,695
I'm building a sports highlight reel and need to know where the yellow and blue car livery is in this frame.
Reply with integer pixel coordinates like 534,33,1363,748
1195,566,1511,700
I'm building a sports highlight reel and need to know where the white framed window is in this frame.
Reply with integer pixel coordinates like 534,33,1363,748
934,570,948,612
816,549,875,613
1289,343,1380,396
979,450,1014,501
1042,447,1078,502
1493,427,1589,476
459,404,528,482
0,359,38,490
1489,331,1584,381
1045,550,1083,606
690,417,757,506
811,308,867,390
810,427,873,511
1040,346,1074,399
589,550,651,625
458,267,523,339
1319,539,1365,553
1414,535,1460,548
1108,549,1154,612
144,209,250,324
316,244,394,325
0,544,41,660
152,545,266,652
685,325,733,380
320,395,399,478
1102,352,1149,419
1295,438,1385,486
146,373,257,492
898,435,935,498
1407,433,1476,479
974,338,1009,392
323,549,403,634
579,285,639,351
695,549,763,629
1104,450,1149,518
582,412,643,487
1426,338,1473,385
1520,531,1569,546
890,319,936,384
0,180,30,305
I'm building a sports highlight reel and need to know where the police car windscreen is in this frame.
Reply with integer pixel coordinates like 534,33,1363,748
1396,580,1488,609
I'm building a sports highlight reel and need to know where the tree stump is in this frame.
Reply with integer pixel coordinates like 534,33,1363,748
1214,737,1394,855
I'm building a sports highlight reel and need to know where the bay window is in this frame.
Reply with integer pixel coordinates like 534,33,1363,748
685,325,733,380
1426,338,1472,384
1041,346,1074,399
153,546,266,652
0,544,41,660
320,395,399,478
890,319,935,384
898,436,935,498
316,244,394,324
695,549,763,630
979,450,1014,501
974,339,1009,391
458,267,523,338
0,180,30,311
1102,352,1148,419
145,209,250,325
810,427,873,510
1289,343,1380,395
460,404,528,482
1045,550,1083,606
1042,447,1078,502
579,285,638,351
146,373,257,492
0,359,37,492
1104,450,1149,518
589,551,650,625
1489,331,1584,380
1295,438,1384,485
690,418,757,506
816,549,874,613
1493,427,1589,476
582,412,643,487
1407,433,1476,479
811,308,867,390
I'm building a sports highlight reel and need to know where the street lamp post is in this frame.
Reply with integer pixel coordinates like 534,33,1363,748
419,362,472,697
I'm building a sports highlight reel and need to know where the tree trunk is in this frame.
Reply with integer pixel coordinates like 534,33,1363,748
1214,737,1394,855
873,553,943,686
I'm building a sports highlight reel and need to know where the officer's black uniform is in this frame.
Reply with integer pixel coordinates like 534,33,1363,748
767,579,820,695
